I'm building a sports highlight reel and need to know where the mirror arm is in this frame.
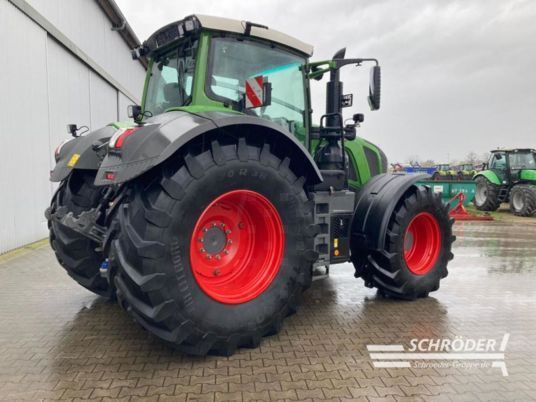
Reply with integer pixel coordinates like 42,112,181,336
333,58,379,69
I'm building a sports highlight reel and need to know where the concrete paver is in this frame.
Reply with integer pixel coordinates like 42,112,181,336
0,220,535,401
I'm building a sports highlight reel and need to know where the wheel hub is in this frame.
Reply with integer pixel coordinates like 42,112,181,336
475,182,487,205
403,212,442,275
513,192,524,210
201,224,228,255
189,190,285,304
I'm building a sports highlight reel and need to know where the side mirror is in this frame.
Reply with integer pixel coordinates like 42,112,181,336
244,76,271,109
128,105,143,123
368,65,381,111
352,113,364,124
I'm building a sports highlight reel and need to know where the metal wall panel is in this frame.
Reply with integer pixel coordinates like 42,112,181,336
0,2,144,253
0,1,50,253
46,38,92,169
89,71,118,130
26,0,145,100
118,92,133,121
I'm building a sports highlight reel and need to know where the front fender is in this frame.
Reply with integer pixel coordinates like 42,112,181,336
94,111,322,186
350,173,429,253
473,170,501,185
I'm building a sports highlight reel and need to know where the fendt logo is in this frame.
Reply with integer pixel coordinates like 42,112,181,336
367,333,510,376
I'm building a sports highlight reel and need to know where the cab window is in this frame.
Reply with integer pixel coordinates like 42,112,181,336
208,37,306,135
490,153,506,169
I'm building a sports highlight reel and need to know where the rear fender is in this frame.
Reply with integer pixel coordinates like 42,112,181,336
50,126,117,182
350,173,429,253
473,170,501,185
94,111,322,186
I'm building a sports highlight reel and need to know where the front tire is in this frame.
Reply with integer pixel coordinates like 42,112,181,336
510,184,536,216
352,186,454,299
48,171,113,298
474,176,501,211
112,139,315,355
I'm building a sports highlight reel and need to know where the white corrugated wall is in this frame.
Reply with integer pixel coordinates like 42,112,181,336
0,0,145,253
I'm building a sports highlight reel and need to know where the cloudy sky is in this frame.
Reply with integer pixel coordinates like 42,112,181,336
116,0,536,164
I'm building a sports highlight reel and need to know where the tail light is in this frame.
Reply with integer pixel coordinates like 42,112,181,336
54,138,73,161
109,127,139,149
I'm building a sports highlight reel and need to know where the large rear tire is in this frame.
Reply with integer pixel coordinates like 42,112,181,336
474,176,501,211
112,139,315,355
48,171,113,298
352,186,454,299
509,184,536,216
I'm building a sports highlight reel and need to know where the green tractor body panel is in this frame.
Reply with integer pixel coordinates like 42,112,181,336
344,138,387,189
520,169,536,182
474,170,502,185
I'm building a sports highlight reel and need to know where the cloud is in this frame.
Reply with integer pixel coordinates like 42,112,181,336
116,0,536,163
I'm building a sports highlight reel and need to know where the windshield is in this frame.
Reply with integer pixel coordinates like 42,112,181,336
144,40,197,116
509,152,536,170
208,37,307,136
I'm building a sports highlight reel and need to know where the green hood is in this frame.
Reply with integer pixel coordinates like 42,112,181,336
520,169,536,182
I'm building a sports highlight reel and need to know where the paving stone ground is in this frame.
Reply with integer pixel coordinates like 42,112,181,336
0,220,535,401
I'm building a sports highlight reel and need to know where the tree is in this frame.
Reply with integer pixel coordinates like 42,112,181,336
464,151,479,165
421,159,436,167
407,155,420,166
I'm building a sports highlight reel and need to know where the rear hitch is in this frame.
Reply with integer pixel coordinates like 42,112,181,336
48,206,106,244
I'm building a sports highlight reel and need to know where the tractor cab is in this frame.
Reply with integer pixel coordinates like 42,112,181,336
132,15,385,190
485,149,536,181
136,15,311,139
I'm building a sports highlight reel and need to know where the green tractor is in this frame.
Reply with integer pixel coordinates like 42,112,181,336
46,15,454,355
456,164,477,181
432,164,457,181
474,149,536,216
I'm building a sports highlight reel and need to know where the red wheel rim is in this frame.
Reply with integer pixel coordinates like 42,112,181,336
189,190,285,304
403,212,442,275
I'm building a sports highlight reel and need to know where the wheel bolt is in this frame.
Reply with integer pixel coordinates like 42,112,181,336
227,240,233,245
206,255,212,260
238,222,245,230
198,238,204,242
212,223,217,228
215,255,221,260
213,268,220,276
203,228,208,232
200,248,205,253
225,229,231,234
224,249,229,255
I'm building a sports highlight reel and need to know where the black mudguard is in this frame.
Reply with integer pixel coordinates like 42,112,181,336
93,111,322,186
350,173,429,252
50,126,117,182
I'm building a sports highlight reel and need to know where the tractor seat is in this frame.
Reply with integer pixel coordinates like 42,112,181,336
313,170,346,191
163,82,182,106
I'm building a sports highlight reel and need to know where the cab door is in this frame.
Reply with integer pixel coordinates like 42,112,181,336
489,152,507,183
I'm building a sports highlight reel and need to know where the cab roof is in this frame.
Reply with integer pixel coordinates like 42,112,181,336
144,14,314,57
491,148,536,153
